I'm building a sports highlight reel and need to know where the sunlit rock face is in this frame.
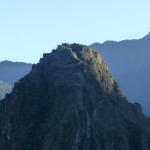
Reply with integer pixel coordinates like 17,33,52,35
0,43,150,150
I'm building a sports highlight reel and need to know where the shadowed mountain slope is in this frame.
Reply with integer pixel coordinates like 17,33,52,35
0,44,150,150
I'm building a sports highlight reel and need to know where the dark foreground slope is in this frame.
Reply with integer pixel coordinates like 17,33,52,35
0,60,32,85
90,33,150,116
0,44,150,150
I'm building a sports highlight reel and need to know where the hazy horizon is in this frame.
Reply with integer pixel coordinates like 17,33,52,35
0,33,149,64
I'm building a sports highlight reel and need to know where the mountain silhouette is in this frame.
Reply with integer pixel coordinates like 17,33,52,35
90,32,150,116
0,44,150,150
0,60,32,85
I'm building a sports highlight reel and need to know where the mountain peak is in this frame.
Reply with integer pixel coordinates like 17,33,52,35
41,43,103,64
34,43,119,94
0,44,150,150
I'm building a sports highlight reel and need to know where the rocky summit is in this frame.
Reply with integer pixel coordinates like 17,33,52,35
0,43,150,150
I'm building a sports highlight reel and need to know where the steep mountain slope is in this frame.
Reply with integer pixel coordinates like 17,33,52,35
0,44,150,150
0,60,32,85
90,32,150,116
0,80,12,100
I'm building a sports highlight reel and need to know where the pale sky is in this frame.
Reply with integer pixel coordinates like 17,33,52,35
0,0,150,63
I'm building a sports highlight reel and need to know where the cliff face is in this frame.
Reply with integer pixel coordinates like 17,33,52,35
0,44,150,150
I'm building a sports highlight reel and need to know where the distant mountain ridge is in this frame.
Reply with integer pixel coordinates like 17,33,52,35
90,32,150,116
0,60,32,66
0,60,32,85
